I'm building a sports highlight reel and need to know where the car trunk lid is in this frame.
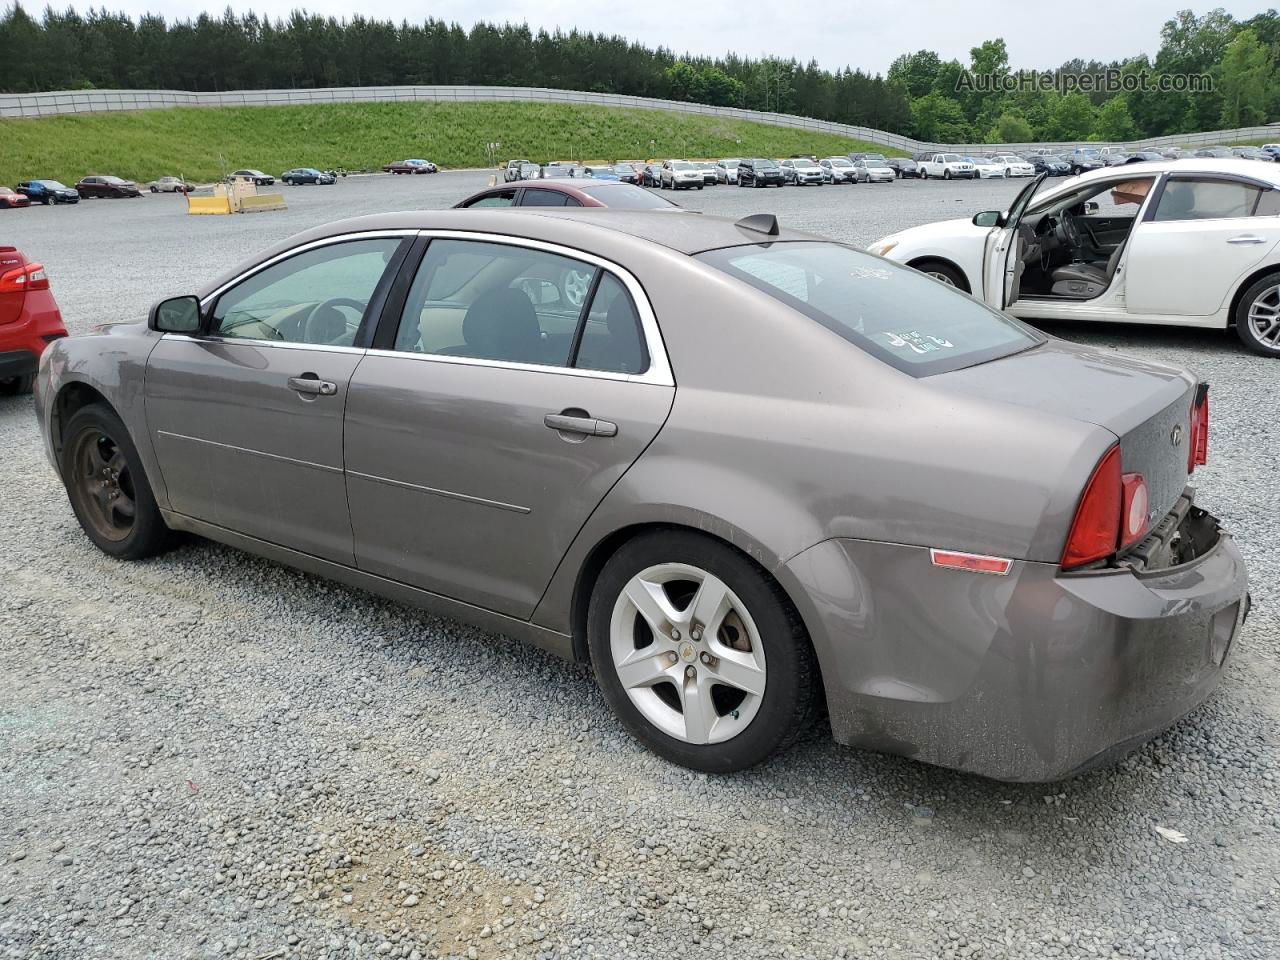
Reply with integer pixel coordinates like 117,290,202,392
933,338,1197,534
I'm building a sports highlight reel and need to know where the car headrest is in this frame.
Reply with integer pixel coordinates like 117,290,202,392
462,288,540,361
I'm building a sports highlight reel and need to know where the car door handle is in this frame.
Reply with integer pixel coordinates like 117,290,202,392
544,413,618,437
1226,235,1266,245
288,375,337,396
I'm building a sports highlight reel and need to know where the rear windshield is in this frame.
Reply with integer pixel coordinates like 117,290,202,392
695,242,1042,376
577,184,677,209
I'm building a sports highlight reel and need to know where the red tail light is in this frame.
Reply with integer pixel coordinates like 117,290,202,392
1188,384,1208,473
1062,446,1122,568
0,262,49,293
1062,445,1151,567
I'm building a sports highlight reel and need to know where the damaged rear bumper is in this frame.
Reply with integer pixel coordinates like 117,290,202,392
781,495,1249,781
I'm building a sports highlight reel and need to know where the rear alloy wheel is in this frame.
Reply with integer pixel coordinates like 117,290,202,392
61,404,172,560
588,531,817,772
1236,276,1280,356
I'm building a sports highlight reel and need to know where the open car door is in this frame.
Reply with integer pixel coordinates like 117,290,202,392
982,173,1048,309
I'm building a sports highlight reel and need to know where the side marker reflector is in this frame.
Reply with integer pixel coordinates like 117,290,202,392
929,549,1013,576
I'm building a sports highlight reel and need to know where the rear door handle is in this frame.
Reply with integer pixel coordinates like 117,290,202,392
1226,235,1266,245
288,375,337,396
544,413,618,437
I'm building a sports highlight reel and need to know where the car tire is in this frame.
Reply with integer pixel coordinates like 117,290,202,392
60,404,173,561
919,169,927,180
1234,273,1280,356
587,530,818,773
0,373,34,395
150,186,158,193
943,169,951,180
914,260,966,290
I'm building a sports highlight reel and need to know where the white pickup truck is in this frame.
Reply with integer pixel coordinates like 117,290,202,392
918,153,976,180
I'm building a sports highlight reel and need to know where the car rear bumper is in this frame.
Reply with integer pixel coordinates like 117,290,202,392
781,500,1249,781
0,291,68,378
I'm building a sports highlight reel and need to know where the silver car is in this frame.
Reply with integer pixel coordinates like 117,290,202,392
780,158,825,185
36,209,1248,781
819,156,857,183
715,159,740,184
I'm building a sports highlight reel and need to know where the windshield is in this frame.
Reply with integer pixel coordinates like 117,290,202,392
696,242,1042,376
39,180,68,189
756,159,779,169
827,158,852,167
673,162,693,170
941,154,962,163
578,184,677,209
102,176,127,184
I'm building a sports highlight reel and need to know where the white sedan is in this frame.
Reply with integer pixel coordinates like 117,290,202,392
868,159,1280,356
967,157,1006,179
989,154,1036,177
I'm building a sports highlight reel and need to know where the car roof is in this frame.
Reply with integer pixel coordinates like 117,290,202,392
200,209,823,296
1055,157,1280,188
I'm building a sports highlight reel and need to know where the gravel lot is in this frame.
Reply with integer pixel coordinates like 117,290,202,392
2,173,1277,960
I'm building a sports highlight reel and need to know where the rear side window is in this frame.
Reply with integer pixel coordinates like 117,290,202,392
464,189,516,207
521,190,571,207
1255,190,1280,217
1153,178,1262,221
696,242,1042,376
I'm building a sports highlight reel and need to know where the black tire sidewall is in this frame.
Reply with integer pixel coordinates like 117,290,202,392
60,404,171,560
587,531,812,773
1235,273,1280,356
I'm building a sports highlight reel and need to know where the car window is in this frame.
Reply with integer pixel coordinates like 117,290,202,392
521,189,570,207
465,190,517,208
696,241,1042,377
576,185,674,209
1153,178,1262,222
572,273,648,375
1256,190,1280,217
394,239,598,366
210,238,401,346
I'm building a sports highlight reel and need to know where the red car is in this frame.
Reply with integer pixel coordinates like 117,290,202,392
454,180,682,210
382,159,437,174
0,187,31,209
0,246,67,394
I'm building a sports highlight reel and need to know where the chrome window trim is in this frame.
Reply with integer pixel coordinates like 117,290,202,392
161,334,368,355
197,230,418,310
375,228,674,387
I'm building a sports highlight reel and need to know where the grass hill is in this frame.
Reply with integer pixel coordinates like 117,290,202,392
0,100,904,185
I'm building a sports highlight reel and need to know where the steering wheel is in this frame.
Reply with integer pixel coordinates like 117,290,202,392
1058,214,1081,252
302,297,367,344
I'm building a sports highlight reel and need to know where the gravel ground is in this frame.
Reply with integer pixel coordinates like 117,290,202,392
2,173,1277,960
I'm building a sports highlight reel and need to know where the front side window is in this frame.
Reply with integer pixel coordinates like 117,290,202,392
393,239,648,374
1153,178,1263,222
696,242,1041,376
464,189,517,208
210,238,401,346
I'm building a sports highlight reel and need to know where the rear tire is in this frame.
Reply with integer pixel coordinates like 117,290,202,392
587,530,818,773
1235,273,1280,356
0,374,34,395
60,404,173,560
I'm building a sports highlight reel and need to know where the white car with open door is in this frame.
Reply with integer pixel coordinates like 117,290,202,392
868,160,1280,356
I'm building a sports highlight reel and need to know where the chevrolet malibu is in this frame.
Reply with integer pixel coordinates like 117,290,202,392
35,209,1249,781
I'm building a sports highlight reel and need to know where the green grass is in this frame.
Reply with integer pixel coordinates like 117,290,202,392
0,101,904,185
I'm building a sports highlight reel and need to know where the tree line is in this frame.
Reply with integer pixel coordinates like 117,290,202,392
1,4,1276,142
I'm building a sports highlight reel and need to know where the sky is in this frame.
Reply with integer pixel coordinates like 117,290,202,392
91,0,1271,75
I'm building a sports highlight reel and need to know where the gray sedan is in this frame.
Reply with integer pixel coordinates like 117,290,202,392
35,209,1248,781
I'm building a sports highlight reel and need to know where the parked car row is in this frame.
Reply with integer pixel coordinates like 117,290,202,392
382,159,438,175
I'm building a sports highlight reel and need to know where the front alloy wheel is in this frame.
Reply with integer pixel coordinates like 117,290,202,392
588,531,817,772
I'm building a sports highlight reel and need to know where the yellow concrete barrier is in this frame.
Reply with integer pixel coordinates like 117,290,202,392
186,195,232,215
238,194,287,213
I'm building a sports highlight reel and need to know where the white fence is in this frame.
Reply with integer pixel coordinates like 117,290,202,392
1,85,1276,154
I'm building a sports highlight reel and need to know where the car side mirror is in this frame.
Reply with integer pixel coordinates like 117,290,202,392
972,211,1005,228
1083,200,1100,215
149,295,202,334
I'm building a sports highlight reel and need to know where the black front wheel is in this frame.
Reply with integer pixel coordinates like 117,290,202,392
60,404,173,560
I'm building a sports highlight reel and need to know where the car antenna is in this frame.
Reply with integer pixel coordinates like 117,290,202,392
735,213,780,236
